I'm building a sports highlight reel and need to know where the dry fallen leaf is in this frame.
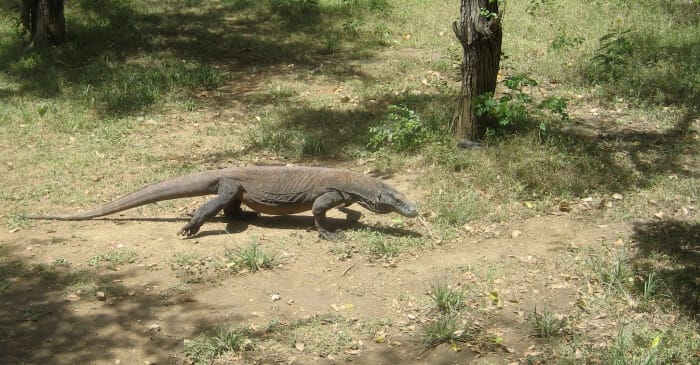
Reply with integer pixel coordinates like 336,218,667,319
374,331,387,343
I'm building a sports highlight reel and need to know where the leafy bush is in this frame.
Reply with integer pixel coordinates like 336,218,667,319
595,28,633,66
474,74,570,135
368,105,431,152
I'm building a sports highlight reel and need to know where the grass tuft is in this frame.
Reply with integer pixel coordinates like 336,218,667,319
226,241,279,273
589,250,633,297
183,328,250,364
420,315,471,350
429,280,466,314
527,306,569,338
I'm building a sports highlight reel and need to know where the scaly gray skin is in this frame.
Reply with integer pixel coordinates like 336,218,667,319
24,166,419,240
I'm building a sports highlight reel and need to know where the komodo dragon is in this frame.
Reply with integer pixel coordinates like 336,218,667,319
24,166,419,240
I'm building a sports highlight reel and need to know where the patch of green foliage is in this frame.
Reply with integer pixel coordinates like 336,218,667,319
245,116,329,158
184,328,250,364
368,105,432,152
527,306,569,338
87,250,138,270
226,241,279,273
420,315,471,350
430,280,467,314
475,75,570,136
584,20,698,107
365,230,399,259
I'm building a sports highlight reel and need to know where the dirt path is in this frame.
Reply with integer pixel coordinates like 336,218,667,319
0,208,628,364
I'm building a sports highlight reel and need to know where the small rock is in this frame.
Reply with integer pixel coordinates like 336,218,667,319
148,324,161,333
612,193,624,200
271,294,281,301
558,201,571,212
511,230,522,238
96,291,107,301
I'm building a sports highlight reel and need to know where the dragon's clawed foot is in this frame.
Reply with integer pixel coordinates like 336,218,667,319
178,223,201,237
318,229,344,241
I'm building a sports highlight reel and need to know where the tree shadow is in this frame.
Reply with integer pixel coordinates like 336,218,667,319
0,0,391,116
552,107,698,194
630,219,699,317
0,244,239,364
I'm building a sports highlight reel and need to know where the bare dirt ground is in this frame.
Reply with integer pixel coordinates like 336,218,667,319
1,195,629,364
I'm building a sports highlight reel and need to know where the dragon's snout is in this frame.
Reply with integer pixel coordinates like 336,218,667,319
399,203,419,218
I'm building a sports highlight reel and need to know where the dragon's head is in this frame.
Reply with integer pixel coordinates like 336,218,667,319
359,183,418,218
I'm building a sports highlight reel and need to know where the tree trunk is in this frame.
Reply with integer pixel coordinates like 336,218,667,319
21,0,66,48
453,0,502,142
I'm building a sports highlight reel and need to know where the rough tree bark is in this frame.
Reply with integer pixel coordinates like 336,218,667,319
453,0,502,143
21,0,67,48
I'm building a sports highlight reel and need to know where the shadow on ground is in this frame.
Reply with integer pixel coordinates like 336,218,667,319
0,0,391,116
0,244,230,364
630,219,700,318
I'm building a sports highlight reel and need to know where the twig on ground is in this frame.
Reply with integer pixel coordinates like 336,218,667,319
418,215,442,244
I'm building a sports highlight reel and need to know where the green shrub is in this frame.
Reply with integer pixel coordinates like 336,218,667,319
368,105,430,152
475,75,569,135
